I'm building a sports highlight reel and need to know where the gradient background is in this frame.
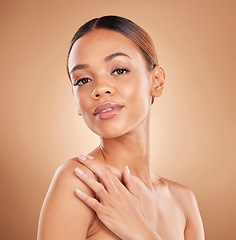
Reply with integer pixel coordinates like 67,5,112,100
0,0,235,239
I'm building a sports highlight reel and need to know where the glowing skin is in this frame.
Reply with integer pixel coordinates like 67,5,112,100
37,28,204,240
68,29,153,139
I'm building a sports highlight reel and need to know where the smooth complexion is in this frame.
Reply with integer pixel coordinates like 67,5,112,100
69,29,163,185
37,29,204,240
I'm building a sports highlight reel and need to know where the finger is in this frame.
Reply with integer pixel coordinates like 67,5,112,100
78,155,122,179
75,167,108,201
77,155,120,195
75,188,102,213
109,166,122,180
122,166,140,197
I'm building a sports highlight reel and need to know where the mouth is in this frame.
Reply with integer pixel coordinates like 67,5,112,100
93,102,124,120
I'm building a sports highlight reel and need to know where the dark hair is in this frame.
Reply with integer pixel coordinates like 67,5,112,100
67,15,158,81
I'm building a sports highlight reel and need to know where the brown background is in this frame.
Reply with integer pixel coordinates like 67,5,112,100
0,0,235,239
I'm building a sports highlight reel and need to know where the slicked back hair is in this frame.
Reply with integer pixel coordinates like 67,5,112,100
67,15,158,81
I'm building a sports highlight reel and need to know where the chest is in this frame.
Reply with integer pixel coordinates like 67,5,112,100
86,194,186,240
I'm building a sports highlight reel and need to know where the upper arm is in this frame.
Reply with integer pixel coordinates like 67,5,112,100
183,189,205,240
37,159,96,240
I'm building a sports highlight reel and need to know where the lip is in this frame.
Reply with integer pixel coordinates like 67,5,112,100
93,102,124,120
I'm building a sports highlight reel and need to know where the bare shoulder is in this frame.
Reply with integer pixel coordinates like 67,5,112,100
55,157,97,183
160,177,196,205
47,157,97,205
37,157,96,240
158,177,199,216
158,177,205,240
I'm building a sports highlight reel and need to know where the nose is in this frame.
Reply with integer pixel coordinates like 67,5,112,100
92,80,116,99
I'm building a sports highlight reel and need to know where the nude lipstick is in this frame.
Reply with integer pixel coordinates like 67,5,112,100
93,102,123,120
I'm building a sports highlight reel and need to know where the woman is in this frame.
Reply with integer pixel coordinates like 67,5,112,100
37,16,204,240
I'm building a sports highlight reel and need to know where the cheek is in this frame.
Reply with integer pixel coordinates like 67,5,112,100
119,74,151,126
72,91,80,111
74,91,97,127
122,73,150,105
73,89,89,109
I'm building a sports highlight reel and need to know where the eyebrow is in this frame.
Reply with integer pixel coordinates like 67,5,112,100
70,64,89,75
70,52,131,75
104,52,131,62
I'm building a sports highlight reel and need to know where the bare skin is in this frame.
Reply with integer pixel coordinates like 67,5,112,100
37,29,204,240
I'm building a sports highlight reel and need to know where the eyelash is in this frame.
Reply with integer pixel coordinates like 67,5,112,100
72,68,130,86
112,68,130,75
72,78,91,86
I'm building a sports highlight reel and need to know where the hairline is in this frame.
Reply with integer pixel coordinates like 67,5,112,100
66,28,156,82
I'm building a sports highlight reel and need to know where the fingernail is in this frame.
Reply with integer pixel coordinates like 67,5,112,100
76,189,84,196
87,155,94,159
78,155,86,160
126,165,130,175
75,168,84,175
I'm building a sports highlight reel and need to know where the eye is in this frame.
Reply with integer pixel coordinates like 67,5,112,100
112,68,130,75
72,78,92,86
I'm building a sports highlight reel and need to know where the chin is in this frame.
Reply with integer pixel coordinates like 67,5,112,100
86,120,130,139
83,110,149,139
92,126,127,139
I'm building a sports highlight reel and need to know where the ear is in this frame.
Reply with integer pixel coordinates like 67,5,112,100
150,66,165,99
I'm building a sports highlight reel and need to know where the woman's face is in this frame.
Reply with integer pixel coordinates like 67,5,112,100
68,29,154,138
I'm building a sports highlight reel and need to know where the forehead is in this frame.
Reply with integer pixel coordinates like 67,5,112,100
68,29,144,68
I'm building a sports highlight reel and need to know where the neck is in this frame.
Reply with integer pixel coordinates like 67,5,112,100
97,116,153,188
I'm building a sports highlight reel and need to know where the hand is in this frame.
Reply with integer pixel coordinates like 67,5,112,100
74,155,161,240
